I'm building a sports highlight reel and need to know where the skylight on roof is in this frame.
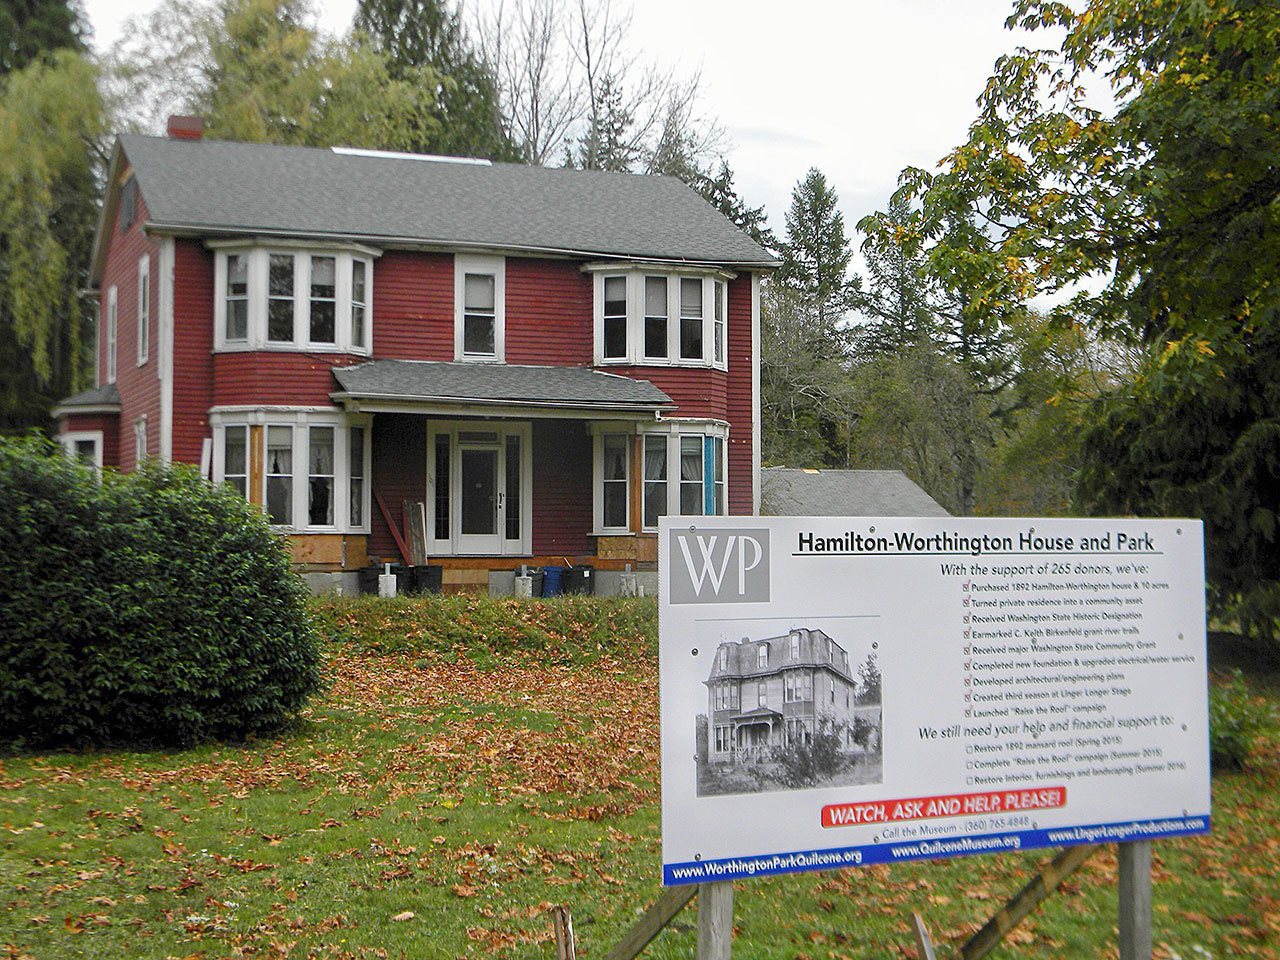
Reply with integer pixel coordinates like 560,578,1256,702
331,146,492,166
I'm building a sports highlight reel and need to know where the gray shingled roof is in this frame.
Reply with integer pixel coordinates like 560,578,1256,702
760,468,951,517
52,383,120,412
332,359,673,410
118,135,777,267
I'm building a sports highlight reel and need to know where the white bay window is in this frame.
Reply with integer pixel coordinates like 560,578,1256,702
211,409,371,532
212,244,377,353
588,265,730,370
592,421,729,533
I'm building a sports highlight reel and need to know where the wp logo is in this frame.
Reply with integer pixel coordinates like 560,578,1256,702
669,528,770,604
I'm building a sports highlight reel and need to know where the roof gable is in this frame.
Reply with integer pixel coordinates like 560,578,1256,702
110,135,778,269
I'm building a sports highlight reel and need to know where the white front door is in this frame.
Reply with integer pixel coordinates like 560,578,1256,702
428,422,531,556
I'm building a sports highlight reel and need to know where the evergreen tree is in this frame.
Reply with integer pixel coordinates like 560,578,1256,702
778,168,857,348
854,194,933,357
0,0,86,75
352,0,516,159
577,75,636,172
695,160,776,252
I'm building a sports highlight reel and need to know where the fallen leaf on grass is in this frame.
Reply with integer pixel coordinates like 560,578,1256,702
390,911,415,921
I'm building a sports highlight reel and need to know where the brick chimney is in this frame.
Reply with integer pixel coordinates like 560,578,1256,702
166,115,205,141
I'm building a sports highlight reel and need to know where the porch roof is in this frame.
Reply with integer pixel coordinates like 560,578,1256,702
331,359,675,416
732,707,783,723
52,383,121,419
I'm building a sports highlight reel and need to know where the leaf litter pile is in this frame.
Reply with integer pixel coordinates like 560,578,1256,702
2,596,1278,959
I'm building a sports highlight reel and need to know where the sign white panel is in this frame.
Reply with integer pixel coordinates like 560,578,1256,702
659,516,1210,886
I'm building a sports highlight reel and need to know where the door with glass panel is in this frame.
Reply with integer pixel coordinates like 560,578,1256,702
429,423,530,556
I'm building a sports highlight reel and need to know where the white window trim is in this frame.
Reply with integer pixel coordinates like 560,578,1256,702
136,255,150,366
211,245,377,355
454,254,506,362
61,431,104,471
589,419,730,533
587,265,731,371
592,431,631,534
105,286,117,384
209,408,372,533
133,414,148,465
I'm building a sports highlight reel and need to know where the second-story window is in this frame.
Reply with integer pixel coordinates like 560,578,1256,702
309,256,336,345
224,253,249,341
105,286,117,383
455,254,505,362
267,254,295,343
591,269,729,369
680,278,703,360
136,255,150,365
351,260,367,349
644,276,668,359
602,276,628,360
214,247,375,353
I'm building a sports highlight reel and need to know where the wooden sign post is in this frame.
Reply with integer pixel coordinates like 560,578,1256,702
696,882,734,960
1118,840,1153,960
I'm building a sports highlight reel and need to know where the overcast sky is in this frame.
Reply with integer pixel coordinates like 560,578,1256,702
83,0,1021,246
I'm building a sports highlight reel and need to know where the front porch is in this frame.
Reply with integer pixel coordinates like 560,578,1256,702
290,358,723,595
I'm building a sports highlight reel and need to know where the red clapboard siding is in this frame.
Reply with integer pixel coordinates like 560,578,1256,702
532,419,592,556
607,366,729,421
59,413,121,468
368,413,425,562
212,353,362,407
505,259,593,365
98,188,162,472
725,275,754,515
171,239,215,465
372,250,453,361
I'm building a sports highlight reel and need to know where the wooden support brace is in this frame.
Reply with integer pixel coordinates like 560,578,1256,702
912,912,937,960
960,844,1100,960
553,904,577,960
374,493,411,565
603,885,697,960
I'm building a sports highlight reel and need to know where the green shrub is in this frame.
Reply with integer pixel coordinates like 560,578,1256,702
0,436,321,749
1209,670,1276,770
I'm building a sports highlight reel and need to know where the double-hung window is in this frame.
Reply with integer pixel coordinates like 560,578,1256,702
680,278,704,360
105,286,117,383
214,247,375,352
591,269,729,369
602,276,628,360
644,276,668,359
308,256,337,345
642,434,668,529
214,413,370,531
601,434,629,530
679,436,704,515
136,255,150,365
267,255,295,343
224,254,249,341
455,255,504,361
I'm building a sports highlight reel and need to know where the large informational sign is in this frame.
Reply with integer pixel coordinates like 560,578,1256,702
659,516,1210,886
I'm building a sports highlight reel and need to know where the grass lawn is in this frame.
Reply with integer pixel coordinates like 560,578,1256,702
2,597,1278,959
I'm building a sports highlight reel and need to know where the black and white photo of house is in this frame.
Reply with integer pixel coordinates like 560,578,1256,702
695,627,883,797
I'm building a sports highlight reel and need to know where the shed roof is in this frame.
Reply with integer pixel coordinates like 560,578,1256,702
761,468,951,518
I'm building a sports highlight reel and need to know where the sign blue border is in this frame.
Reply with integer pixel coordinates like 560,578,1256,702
662,814,1211,886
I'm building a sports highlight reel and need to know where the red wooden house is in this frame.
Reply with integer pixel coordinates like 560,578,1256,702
55,119,776,594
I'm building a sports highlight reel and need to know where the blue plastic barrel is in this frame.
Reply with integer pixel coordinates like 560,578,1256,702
541,565,566,597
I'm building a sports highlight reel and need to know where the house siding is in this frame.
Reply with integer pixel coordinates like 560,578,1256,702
211,352,362,407
531,419,593,556
371,250,453,361
368,413,426,562
97,188,161,471
58,412,120,468
506,259,593,365
725,275,754,516
171,239,215,465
